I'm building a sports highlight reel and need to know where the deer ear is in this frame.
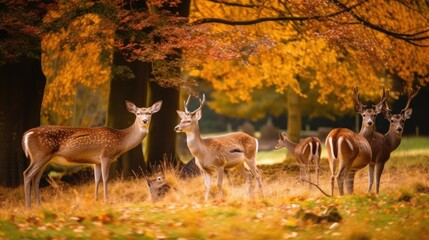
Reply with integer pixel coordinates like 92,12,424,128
194,109,202,121
176,110,187,118
382,109,392,120
374,102,384,114
125,100,138,113
404,108,413,119
151,100,162,113
355,102,364,113
280,131,287,141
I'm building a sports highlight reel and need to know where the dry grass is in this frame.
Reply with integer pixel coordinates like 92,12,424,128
1,154,427,212
1,152,429,239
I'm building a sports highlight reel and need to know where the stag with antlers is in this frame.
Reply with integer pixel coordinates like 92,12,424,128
325,87,389,196
174,94,264,201
366,87,420,194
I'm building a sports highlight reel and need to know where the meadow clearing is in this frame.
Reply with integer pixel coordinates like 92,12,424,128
0,137,428,240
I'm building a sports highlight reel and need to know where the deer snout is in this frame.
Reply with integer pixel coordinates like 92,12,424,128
366,120,373,126
396,127,403,133
142,119,149,124
174,126,181,132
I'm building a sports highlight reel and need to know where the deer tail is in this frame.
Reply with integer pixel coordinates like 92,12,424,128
22,131,34,158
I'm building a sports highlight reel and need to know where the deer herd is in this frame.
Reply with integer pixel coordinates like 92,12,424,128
21,86,420,207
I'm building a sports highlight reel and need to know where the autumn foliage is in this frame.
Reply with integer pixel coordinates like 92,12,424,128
2,0,428,120
187,0,429,114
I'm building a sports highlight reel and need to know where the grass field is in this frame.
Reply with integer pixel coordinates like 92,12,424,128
0,137,429,239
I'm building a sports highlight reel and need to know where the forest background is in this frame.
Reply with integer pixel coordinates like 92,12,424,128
0,0,429,188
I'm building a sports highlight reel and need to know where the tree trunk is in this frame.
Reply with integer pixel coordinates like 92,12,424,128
143,0,191,172
144,82,179,171
0,58,45,187
286,88,302,157
107,55,150,178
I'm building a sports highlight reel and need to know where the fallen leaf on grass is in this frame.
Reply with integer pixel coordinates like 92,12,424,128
283,232,298,239
282,218,298,228
70,216,85,223
92,213,114,224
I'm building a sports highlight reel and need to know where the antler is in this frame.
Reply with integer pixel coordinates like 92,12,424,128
184,95,192,114
401,86,421,114
354,86,366,111
375,87,389,108
192,94,206,114
183,94,206,115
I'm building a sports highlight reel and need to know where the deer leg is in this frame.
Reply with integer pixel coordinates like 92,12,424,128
23,164,35,208
216,167,224,199
23,156,51,208
329,159,336,196
298,165,305,183
94,164,101,201
315,158,320,186
236,165,252,196
367,163,375,193
375,162,386,195
244,159,264,196
100,159,111,202
346,170,357,194
337,163,350,196
33,164,48,205
307,164,311,190
203,171,212,201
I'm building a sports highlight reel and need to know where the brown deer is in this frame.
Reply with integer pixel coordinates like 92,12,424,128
344,87,391,194
22,100,162,208
146,171,175,202
174,94,264,201
367,87,420,194
325,87,388,196
274,132,322,186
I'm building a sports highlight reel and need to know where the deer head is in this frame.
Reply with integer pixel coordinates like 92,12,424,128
382,86,420,135
126,100,162,129
174,94,205,133
146,171,172,202
354,86,389,129
274,132,289,150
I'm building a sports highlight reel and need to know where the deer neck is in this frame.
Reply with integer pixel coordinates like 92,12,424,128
185,125,204,157
120,118,148,153
385,130,402,152
359,125,375,141
282,138,298,155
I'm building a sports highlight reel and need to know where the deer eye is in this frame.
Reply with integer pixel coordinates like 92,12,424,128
400,120,405,124
362,114,366,117
390,120,394,123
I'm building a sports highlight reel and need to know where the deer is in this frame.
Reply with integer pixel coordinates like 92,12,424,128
21,100,162,208
325,87,389,196
146,171,175,202
174,94,264,201
367,86,420,194
274,132,322,187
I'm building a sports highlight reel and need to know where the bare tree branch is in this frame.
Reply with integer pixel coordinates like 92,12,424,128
207,0,256,8
192,0,429,47
194,0,368,25
329,0,429,46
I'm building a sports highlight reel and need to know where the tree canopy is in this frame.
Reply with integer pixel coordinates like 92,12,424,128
187,0,429,117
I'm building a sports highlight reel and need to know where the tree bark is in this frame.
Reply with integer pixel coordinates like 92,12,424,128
144,82,179,171
286,87,302,157
143,0,191,172
0,58,45,187
107,55,150,178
